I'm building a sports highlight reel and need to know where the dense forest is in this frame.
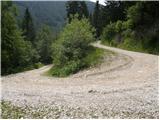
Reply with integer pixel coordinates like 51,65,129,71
1,1,159,76
100,1,159,54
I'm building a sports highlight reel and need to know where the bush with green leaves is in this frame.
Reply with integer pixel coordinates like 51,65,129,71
101,20,125,46
101,22,116,43
50,17,96,77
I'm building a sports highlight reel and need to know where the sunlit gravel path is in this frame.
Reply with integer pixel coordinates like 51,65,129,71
1,41,159,119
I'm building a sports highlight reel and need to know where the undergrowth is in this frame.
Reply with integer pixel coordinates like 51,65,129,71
47,47,105,77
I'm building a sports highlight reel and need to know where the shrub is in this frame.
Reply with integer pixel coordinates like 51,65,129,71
115,20,123,33
101,21,125,45
117,38,145,52
34,62,43,69
51,17,96,76
101,22,116,42
50,47,104,77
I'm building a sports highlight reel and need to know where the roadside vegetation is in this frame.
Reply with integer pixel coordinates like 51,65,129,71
1,2,55,75
99,1,158,54
48,17,104,77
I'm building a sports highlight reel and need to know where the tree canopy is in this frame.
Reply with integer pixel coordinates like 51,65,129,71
66,1,89,22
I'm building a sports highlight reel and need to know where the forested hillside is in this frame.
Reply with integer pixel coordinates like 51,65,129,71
14,1,95,32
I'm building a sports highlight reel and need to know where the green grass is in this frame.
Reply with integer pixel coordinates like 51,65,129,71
83,47,105,67
47,47,105,77
102,38,159,55
102,39,148,54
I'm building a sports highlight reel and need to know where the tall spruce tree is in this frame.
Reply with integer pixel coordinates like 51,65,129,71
66,1,89,22
22,8,36,43
89,13,93,25
93,0,101,38
36,25,55,64
1,1,35,75
101,1,137,27
79,1,89,18
66,1,79,23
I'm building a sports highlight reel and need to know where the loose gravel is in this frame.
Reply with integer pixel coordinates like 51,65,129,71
1,42,159,119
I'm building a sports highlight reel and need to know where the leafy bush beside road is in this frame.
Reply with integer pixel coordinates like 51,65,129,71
49,17,104,77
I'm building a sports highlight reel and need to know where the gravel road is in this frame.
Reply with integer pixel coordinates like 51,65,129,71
1,42,159,119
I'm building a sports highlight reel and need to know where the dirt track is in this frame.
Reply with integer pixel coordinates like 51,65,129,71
1,42,159,118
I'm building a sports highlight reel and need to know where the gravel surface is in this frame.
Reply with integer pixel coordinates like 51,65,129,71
1,42,159,119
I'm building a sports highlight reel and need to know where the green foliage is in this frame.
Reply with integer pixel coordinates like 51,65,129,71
92,0,101,38
83,47,104,67
101,1,159,54
22,8,36,43
66,1,79,23
115,20,124,33
101,1,137,28
50,17,97,77
66,1,89,23
1,1,40,75
101,22,116,42
79,2,89,18
49,60,82,77
49,47,104,77
117,38,145,52
33,62,44,69
1,1,35,75
52,17,95,67
36,25,55,64
125,1,159,54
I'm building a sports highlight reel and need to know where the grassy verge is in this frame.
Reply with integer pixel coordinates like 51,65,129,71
46,47,105,77
102,39,149,54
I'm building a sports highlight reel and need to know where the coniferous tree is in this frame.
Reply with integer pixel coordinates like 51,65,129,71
66,1,79,23
89,13,93,25
66,1,89,22
101,1,158,54
36,25,55,64
93,0,101,38
1,1,35,75
101,1,137,27
79,1,89,18
22,8,36,43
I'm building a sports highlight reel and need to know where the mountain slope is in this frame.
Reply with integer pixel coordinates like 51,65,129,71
14,1,95,31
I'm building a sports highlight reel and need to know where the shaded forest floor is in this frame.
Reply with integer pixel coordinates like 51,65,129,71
1,42,159,119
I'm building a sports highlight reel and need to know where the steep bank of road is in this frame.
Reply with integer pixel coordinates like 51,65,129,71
1,42,159,118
